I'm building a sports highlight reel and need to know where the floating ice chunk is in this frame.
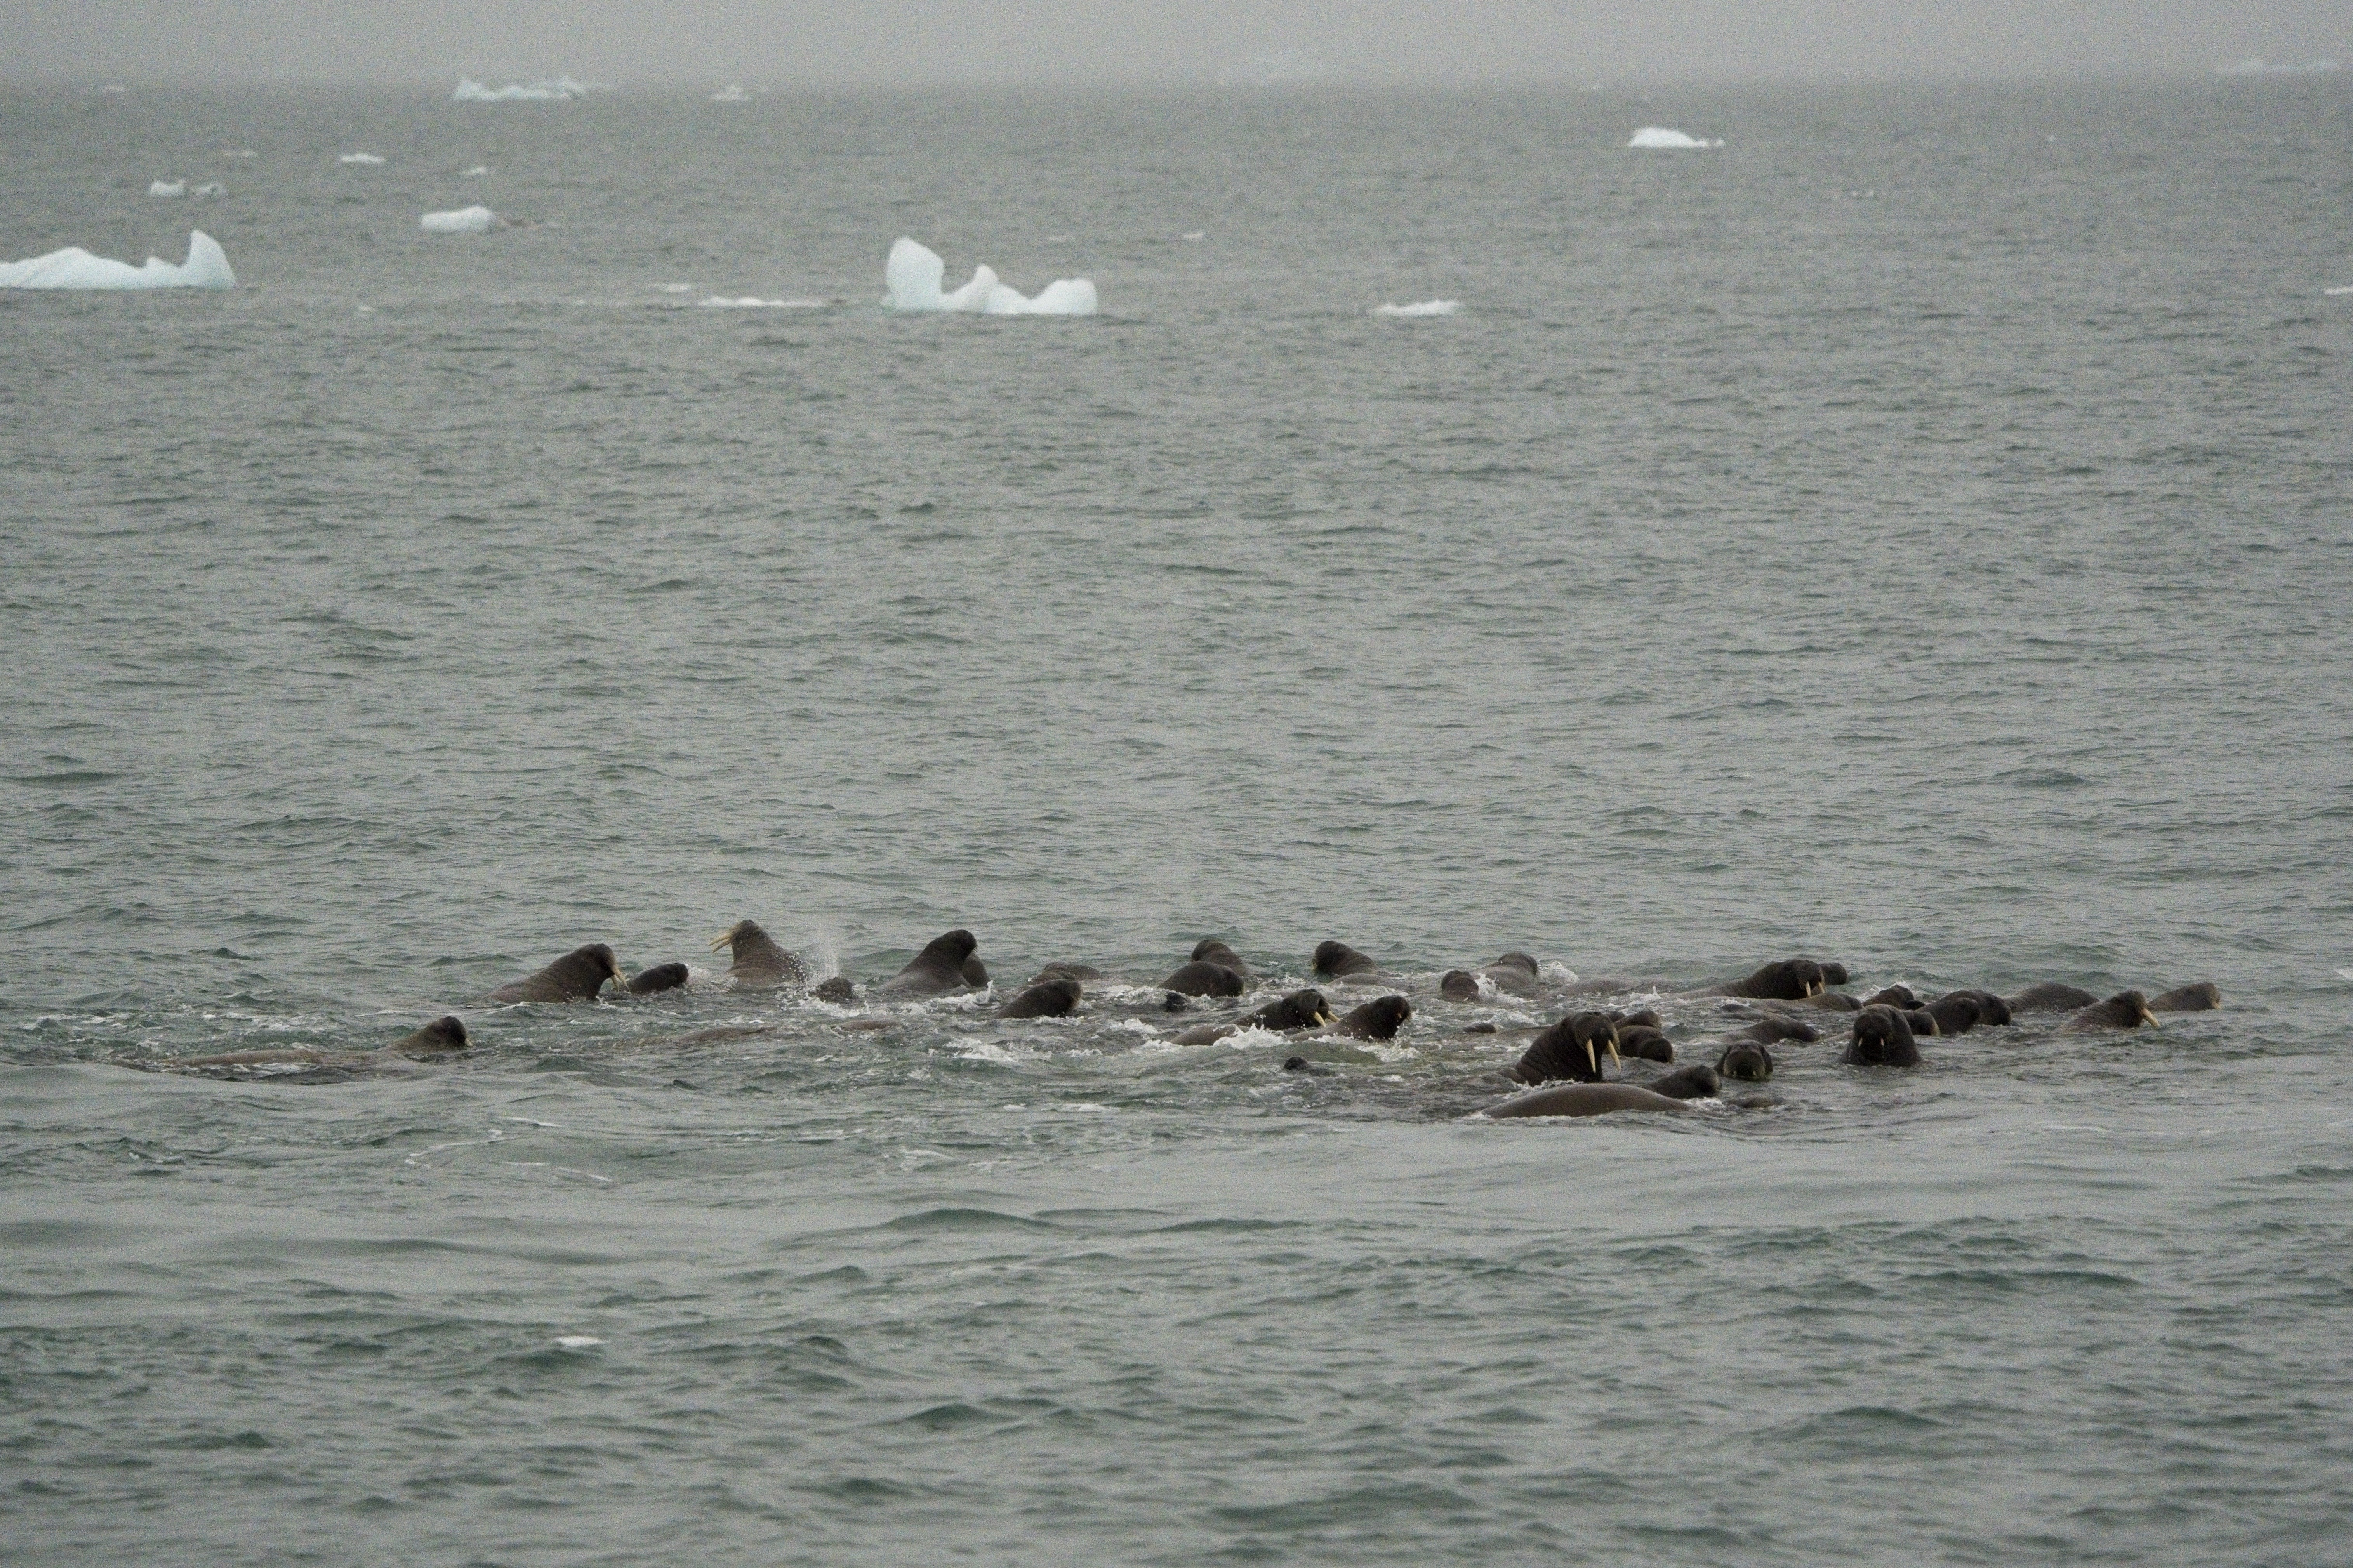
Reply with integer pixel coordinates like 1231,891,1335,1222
2327,286,2353,296
697,295,824,308
554,1335,602,1348
222,148,255,158
461,164,489,177
454,76,584,101
339,152,384,165
99,83,126,94
710,84,751,102
192,182,224,198
148,179,186,197
884,237,1095,316
0,229,235,290
1628,126,1723,149
1183,231,1204,240
420,205,501,233
1373,299,1459,317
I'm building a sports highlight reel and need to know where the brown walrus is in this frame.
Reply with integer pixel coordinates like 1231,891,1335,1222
489,944,627,1003
708,920,807,988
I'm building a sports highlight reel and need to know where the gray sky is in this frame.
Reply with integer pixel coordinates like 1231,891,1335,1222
7,0,2346,83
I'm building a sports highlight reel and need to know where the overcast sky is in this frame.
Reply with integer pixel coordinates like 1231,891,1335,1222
7,1,2346,84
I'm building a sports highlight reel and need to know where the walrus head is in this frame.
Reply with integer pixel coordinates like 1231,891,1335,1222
1922,992,1984,1036
1248,989,1335,1033
1439,969,1482,1002
1863,985,1920,1010
1717,1040,1774,1081
1510,1011,1621,1085
2148,982,2220,1014
1312,940,1377,978
1000,974,1082,1019
1338,995,1412,1041
2098,990,2161,1030
627,961,690,996
1191,939,1251,977
709,919,766,953
1845,1005,1920,1067
1647,1063,1722,1100
395,1016,471,1057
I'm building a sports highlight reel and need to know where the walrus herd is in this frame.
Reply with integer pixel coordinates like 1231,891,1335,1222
155,922,2221,1116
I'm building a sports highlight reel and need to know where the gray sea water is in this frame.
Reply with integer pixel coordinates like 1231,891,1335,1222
4,78,2352,1564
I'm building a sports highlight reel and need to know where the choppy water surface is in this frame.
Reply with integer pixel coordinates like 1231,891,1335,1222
4,80,2351,1564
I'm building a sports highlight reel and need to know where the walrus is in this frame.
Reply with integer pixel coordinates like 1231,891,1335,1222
999,974,1082,1020
961,954,990,988
1686,959,1826,1001
877,930,980,997
708,919,806,988
1844,1005,1921,1067
1172,988,1336,1047
2149,982,2221,1013
2005,982,2099,1013
177,1016,471,1072
1645,1063,1722,1100
1610,1007,1663,1030
1920,992,1984,1036
1616,1026,1675,1063
1507,1012,1621,1085
1862,985,1920,1010
1729,1015,1818,1045
1717,1039,1774,1081
812,976,856,1003
626,962,690,996
1439,952,1541,1001
1896,1007,1941,1038
489,944,627,1004
1327,995,1411,1041
1312,941,1381,980
1028,962,1103,986
1190,940,1255,980
1804,960,1851,986
1939,989,2013,1027
1483,1083,1694,1119
2058,991,2160,1033
1160,959,1246,998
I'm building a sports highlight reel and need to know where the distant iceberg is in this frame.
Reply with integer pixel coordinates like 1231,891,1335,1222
2217,57,2338,75
454,76,589,101
420,205,501,233
1629,126,1722,149
698,295,824,308
0,229,235,290
148,178,186,197
710,84,751,102
883,237,1097,316
1373,299,1459,317
461,164,489,177
339,152,384,165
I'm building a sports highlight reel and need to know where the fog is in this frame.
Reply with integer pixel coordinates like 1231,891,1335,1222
5,0,2345,84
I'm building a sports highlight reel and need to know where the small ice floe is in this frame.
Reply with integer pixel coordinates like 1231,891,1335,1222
1628,126,1723,149
420,205,501,233
710,84,751,102
99,83,127,94
2327,287,2353,297
148,179,186,197
657,282,694,293
454,76,588,101
1373,299,1459,317
883,236,1097,316
697,296,824,308
192,182,224,198
554,1335,602,1349
2217,57,2339,76
339,152,385,165
222,148,255,158
0,229,235,290
1183,231,1204,240
461,164,489,177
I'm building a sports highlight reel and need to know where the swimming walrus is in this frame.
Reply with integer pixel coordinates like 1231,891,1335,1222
1717,1039,1774,1081
812,976,856,1003
1312,940,1381,980
2004,982,2100,1014
1615,1026,1676,1063
1027,962,1103,986
1161,959,1247,998
1644,1063,1722,1100
1327,995,1411,1041
1920,992,1985,1036
626,962,690,996
1173,988,1336,1047
1844,1004,1921,1067
1728,1014,1819,1045
1507,1011,1621,1085
1685,959,1828,1002
1439,952,1541,1002
2058,991,2161,1033
1190,939,1255,980
175,1016,471,1073
708,919,807,988
488,944,628,1004
877,930,981,997
1862,985,1921,1010
999,974,1082,1019
2148,982,2221,1013
1482,1082,1694,1119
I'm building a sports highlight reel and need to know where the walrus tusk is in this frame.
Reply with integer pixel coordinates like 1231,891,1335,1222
1607,1038,1622,1066
709,931,735,953
1583,1038,1597,1075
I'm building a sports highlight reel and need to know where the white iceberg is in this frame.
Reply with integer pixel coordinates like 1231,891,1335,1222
339,152,384,165
461,164,488,177
148,179,186,197
1373,299,1459,317
698,295,825,308
882,237,1097,316
0,229,235,290
710,84,751,102
454,76,591,101
420,205,501,233
1628,126,1722,149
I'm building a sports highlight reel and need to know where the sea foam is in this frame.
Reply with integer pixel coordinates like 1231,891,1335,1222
1629,126,1723,149
883,237,1097,317
0,229,236,290
1373,299,1459,317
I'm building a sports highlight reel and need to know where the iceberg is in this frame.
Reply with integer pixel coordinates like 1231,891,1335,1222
339,152,384,165
419,205,501,233
454,76,590,101
698,296,824,308
1628,126,1723,149
1373,299,1459,317
461,164,489,177
882,237,1097,317
0,229,235,290
710,84,751,102
148,179,186,197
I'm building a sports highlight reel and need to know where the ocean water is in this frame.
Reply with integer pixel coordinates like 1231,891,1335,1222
3,78,2351,1564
